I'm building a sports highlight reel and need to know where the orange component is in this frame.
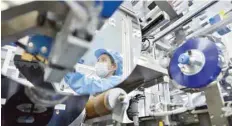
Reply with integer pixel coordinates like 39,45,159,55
21,52,34,61
85,91,111,119
85,88,126,119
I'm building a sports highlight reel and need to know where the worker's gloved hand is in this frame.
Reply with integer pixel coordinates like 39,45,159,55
64,72,83,84
64,72,122,95
64,73,72,83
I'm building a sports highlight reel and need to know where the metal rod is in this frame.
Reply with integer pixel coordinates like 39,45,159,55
119,5,137,18
133,116,139,126
152,1,217,43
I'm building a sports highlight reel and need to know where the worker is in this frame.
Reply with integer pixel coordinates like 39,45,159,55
64,49,123,95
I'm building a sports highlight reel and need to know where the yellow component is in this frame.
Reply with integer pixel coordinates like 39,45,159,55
21,52,34,61
159,121,164,126
219,10,227,19
21,52,48,64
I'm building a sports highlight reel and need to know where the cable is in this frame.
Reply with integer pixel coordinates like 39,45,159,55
14,41,27,49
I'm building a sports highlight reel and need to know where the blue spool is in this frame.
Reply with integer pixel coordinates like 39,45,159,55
169,37,221,88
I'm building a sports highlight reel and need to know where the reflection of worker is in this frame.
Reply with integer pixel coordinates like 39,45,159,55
64,49,123,95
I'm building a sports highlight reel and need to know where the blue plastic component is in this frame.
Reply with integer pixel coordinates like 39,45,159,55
209,14,231,36
169,37,221,88
178,53,190,64
27,35,53,58
95,1,123,18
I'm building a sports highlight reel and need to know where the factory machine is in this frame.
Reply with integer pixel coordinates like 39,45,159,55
1,0,232,126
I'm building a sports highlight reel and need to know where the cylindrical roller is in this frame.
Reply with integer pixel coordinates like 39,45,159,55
85,88,126,119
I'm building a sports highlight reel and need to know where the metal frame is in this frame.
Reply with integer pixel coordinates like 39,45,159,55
151,1,217,43
186,13,232,39
154,1,178,20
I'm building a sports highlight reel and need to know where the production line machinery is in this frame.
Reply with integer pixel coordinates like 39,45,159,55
1,1,127,126
1,0,232,126
83,1,232,126
1,1,144,126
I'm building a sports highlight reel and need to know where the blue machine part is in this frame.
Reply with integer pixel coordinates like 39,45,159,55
169,37,221,88
178,53,190,65
27,35,53,58
209,14,231,36
95,0,123,18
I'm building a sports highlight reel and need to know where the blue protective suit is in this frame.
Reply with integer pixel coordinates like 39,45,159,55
64,49,123,95
65,72,122,95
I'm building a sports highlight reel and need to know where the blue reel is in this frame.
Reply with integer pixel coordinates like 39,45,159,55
169,37,222,88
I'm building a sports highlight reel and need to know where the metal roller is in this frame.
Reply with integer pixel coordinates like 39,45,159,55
85,88,126,119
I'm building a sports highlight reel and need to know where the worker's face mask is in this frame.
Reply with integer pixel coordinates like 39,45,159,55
95,62,112,78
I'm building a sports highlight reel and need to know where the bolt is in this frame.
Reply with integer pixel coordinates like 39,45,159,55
210,115,214,119
41,46,47,54
118,94,125,102
194,114,197,118
194,119,198,122
28,42,34,48
223,124,227,126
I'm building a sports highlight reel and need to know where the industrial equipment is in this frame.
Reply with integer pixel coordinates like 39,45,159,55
1,1,142,126
1,0,232,126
